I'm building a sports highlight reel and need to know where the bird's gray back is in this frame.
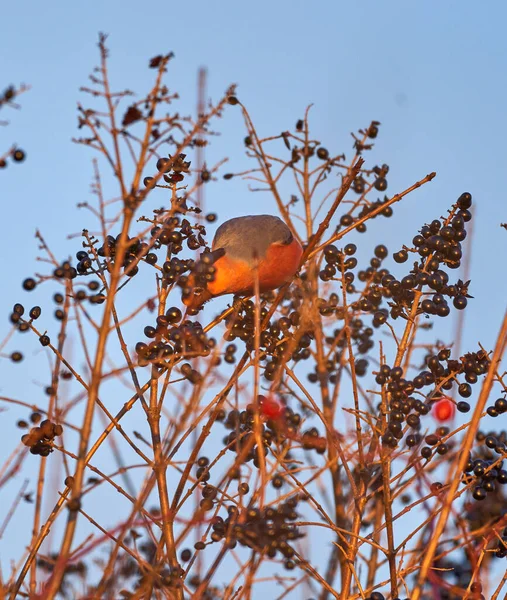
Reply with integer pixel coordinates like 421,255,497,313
212,215,292,262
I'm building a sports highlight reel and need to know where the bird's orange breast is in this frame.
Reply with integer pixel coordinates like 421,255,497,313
208,238,303,298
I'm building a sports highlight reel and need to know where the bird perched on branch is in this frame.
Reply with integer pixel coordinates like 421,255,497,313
183,215,303,309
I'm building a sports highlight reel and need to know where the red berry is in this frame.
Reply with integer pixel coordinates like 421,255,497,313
258,395,283,420
434,398,455,422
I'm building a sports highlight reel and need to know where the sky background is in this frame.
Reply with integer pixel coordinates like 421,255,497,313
1,1,507,597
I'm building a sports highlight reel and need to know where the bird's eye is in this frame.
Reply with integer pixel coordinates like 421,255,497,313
281,232,294,245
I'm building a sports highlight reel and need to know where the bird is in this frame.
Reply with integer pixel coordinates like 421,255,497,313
183,215,303,309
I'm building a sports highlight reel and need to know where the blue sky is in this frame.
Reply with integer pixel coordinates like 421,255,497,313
2,1,506,335
2,1,507,596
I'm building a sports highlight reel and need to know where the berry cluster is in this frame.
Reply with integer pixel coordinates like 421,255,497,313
320,242,359,283
180,251,222,308
135,314,211,365
143,153,191,189
95,235,149,278
221,402,301,465
17,411,42,429
53,261,78,280
387,193,472,319
208,498,304,568
486,396,507,418
301,427,327,453
149,214,205,256
338,194,393,235
9,302,41,330
219,300,313,380
463,430,507,503
223,343,237,364
219,397,327,463
419,425,455,459
323,193,471,335
21,419,63,456
5,303,44,360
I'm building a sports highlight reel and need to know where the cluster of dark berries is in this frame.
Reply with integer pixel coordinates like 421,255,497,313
162,256,194,286
319,242,394,330
21,419,63,456
96,235,148,278
180,362,203,384
375,348,489,450
143,153,191,189
4,305,33,357
9,302,41,331
83,214,205,291
151,216,206,255
387,193,472,319
150,214,206,255
321,243,390,321
466,485,507,545
135,312,212,365
486,396,507,418
53,261,78,280
219,300,311,379
221,403,302,466
411,347,489,416
320,242,358,283
223,343,237,364
180,251,222,308
74,249,95,276
352,164,389,196
332,315,374,356
82,213,206,289
333,192,471,326
375,365,424,448
444,349,490,392
419,426,455,459
207,498,304,568
337,195,393,237
410,191,471,267
463,430,507,502
301,427,327,453
150,217,183,252
17,411,42,430
146,216,211,305
263,330,308,380
224,301,266,344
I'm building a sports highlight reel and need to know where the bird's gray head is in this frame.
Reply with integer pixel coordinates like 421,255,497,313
212,215,293,263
